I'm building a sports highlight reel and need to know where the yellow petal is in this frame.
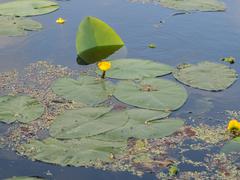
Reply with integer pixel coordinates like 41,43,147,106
98,61,111,71
56,18,65,24
227,119,240,131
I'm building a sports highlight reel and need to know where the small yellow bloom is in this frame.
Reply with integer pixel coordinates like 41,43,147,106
98,61,111,72
56,17,65,24
227,119,240,131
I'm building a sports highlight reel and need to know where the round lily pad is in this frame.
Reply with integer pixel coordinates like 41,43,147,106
221,137,240,154
0,95,44,124
96,59,173,80
49,107,129,139
173,61,238,91
159,0,225,12
51,75,114,105
113,78,188,111
0,0,59,17
18,138,126,167
95,118,184,141
0,16,42,36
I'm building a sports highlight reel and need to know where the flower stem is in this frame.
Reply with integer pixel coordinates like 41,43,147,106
101,71,106,79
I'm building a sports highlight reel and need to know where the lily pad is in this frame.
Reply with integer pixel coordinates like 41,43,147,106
140,0,225,12
0,95,44,124
51,75,114,105
173,61,237,91
94,116,184,142
96,59,173,80
0,16,42,36
114,78,188,111
49,107,129,139
18,138,126,166
0,0,59,17
221,137,240,154
76,16,124,65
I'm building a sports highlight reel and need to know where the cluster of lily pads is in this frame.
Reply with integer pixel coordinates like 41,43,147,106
0,0,59,36
0,8,239,176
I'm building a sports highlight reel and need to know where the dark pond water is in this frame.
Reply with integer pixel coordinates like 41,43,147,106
0,0,240,179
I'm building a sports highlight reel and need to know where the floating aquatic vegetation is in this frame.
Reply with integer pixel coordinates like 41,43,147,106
114,78,187,111
221,56,236,64
0,95,44,124
173,61,237,91
96,59,173,80
0,16,42,36
221,137,240,154
49,107,129,139
94,118,184,142
0,0,59,17
5,177,44,180
148,43,156,48
51,75,114,105
76,16,124,65
56,17,65,24
130,0,225,12
18,138,127,167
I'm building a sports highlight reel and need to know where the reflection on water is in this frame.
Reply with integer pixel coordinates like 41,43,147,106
0,0,240,179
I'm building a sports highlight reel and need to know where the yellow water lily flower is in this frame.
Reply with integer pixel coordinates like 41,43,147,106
227,119,240,131
98,61,111,71
56,17,65,24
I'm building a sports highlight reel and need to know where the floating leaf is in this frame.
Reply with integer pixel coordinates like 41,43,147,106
113,78,188,111
138,0,226,12
0,0,59,17
18,138,126,166
221,137,240,154
0,16,42,36
94,117,184,142
51,75,114,105
173,61,237,91
0,95,44,124
221,56,235,64
76,16,124,65
49,107,129,139
96,59,173,80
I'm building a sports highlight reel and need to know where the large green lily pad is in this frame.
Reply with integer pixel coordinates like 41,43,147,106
173,61,237,91
95,118,184,141
0,95,44,124
76,16,124,65
0,16,42,36
96,59,173,80
0,0,59,17
51,75,114,105
221,137,240,154
49,107,129,139
18,138,126,166
113,78,188,111
159,0,225,11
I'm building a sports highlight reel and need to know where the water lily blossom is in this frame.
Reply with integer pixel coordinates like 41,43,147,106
56,17,65,24
227,119,240,132
98,60,111,79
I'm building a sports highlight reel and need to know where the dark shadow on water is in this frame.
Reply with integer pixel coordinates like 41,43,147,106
0,149,154,180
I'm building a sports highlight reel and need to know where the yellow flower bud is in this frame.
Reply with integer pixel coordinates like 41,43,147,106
56,18,65,24
227,119,240,131
98,61,111,72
